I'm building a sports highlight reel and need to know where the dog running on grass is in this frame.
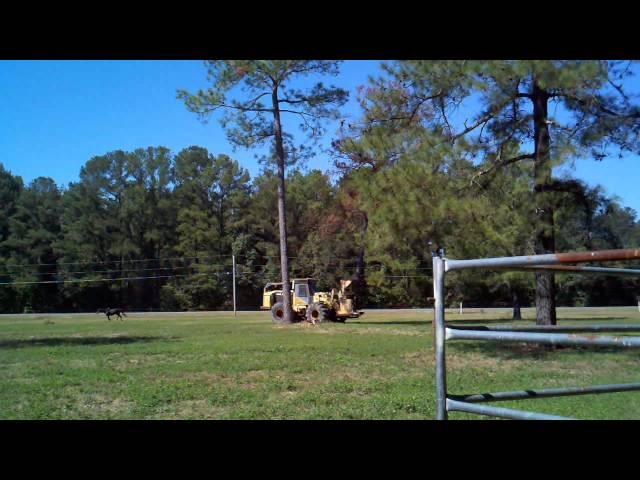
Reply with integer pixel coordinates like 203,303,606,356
97,307,127,321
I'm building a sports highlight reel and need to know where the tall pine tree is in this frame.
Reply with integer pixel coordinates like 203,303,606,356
178,61,348,322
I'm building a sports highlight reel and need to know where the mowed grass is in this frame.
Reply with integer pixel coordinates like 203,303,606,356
2,307,640,419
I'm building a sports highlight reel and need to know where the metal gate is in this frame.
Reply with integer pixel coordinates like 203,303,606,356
432,247,640,420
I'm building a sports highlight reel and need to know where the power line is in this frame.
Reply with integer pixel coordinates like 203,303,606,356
0,254,241,269
0,264,232,277
1,271,434,287
0,272,214,287
0,263,433,282
378,275,433,279
1,257,433,273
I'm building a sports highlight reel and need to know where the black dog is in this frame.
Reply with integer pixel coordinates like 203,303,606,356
97,307,127,321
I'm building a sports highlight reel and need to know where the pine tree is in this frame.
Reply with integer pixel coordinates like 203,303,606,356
2,177,63,312
170,147,251,310
341,60,640,324
178,61,348,322
0,164,23,312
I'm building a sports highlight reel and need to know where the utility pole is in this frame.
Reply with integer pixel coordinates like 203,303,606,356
232,254,237,317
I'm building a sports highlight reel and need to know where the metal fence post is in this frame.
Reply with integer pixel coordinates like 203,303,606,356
433,250,447,420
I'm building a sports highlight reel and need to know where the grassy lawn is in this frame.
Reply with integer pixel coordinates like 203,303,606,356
1,307,640,419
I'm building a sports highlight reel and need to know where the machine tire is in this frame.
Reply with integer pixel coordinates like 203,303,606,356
271,302,293,324
307,302,332,323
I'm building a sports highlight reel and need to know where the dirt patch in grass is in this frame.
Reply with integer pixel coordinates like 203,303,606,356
147,400,229,419
401,350,433,367
354,327,426,336
182,371,233,384
76,393,133,417
447,352,511,372
68,359,98,369
11,376,39,385
108,353,173,369
179,370,267,391
309,326,426,337
243,369,271,381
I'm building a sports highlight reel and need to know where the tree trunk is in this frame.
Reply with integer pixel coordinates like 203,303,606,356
353,212,368,308
512,287,522,320
532,79,557,325
271,88,293,323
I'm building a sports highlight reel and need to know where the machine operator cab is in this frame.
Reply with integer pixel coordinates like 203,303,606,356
260,278,318,310
293,278,317,307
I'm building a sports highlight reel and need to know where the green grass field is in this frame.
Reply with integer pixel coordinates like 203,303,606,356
2,307,640,419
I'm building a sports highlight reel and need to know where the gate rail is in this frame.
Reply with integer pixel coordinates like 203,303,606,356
432,247,640,420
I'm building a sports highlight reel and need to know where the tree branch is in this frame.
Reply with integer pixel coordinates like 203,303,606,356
473,153,535,183
453,113,493,141
562,93,640,119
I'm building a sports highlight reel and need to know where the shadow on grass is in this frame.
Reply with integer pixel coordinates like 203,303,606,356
560,317,639,322
448,318,530,325
354,318,524,326
449,340,640,361
0,335,173,349
350,317,636,328
352,320,433,326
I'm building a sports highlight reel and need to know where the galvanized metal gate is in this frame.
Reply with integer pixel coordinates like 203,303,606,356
432,247,640,420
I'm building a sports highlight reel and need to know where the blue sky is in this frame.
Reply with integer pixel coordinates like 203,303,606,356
0,60,638,214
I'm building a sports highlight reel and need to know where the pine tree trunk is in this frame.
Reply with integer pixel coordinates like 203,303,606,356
512,287,522,320
532,80,557,326
354,212,368,307
272,88,293,323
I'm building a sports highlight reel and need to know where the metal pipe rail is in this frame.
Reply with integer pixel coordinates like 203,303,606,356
445,399,573,420
449,323,640,333
445,247,640,272
446,327,640,347
449,382,640,404
503,265,640,277
432,246,640,420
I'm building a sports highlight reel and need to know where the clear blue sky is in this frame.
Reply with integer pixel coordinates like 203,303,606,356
1,60,638,215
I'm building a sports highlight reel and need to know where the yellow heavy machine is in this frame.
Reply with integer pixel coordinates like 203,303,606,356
260,278,363,324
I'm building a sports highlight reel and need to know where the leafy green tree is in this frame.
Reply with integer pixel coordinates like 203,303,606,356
343,60,640,324
178,60,348,322
565,193,640,306
238,168,364,305
78,149,137,304
470,159,537,318
334,129,487,306
121,147,177,307
167,146,251,310
0,164,23,312
2,177,62,312
58,148,176,310
0,164,23,247
55,180,115,310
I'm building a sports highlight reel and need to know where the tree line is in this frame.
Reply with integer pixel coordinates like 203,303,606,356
1,146,638,313
1,60,639,317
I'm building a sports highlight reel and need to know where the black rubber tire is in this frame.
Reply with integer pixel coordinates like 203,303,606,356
307,302,331,323
271,302,292,324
